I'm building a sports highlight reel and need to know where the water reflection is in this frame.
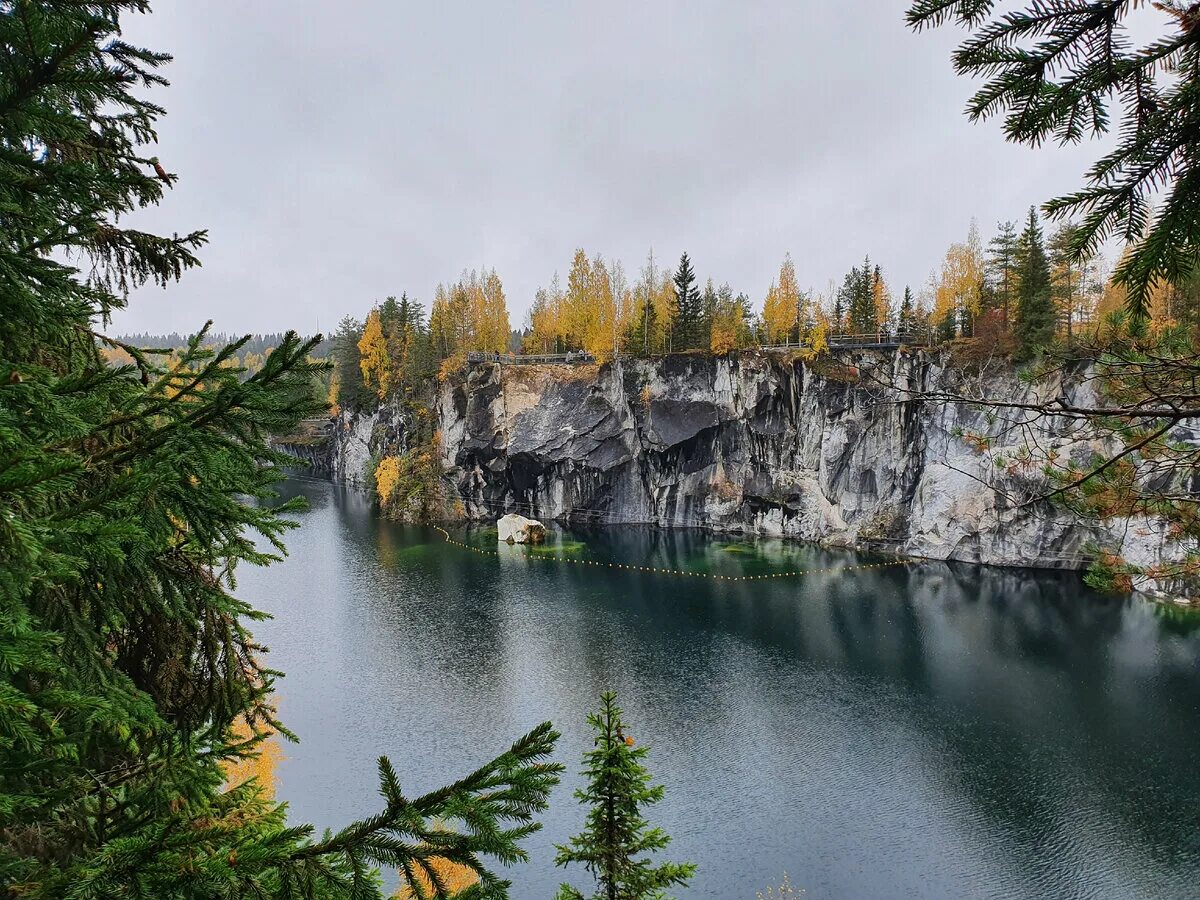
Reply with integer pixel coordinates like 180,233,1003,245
244,479,1200,899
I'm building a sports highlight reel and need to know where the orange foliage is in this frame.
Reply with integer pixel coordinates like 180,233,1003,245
99,344,134,366
392,856,479,899
358,309,391,399
221,717,282,801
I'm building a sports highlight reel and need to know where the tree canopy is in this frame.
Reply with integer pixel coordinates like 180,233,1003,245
0,3,558,896
907,0,1200,319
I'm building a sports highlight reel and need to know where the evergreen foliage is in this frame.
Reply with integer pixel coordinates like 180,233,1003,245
898,286,915,336
671,252,703,351
841,256,876,335
554,693,695,900
624,294,658,358
1013,207,1056,357
0,3,558,896
907,1,1200,319
332,314,373,410
986,220,1019,325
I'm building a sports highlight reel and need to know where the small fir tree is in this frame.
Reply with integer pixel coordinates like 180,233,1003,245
898,286,915,338
1014,206,1056,357
555,693,695,900
986,219,1019,325
671,252,703,351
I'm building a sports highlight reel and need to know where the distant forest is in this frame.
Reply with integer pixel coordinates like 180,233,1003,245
113,331,333,360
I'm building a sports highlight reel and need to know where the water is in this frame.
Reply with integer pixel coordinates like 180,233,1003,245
241,479,1200,899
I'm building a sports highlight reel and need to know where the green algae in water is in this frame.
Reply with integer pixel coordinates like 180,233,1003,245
717,542,761,555
526,540,588,556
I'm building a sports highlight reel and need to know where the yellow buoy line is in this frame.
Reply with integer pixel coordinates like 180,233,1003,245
432,526,912,582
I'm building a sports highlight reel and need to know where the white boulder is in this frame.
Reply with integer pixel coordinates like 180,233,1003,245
497,513,546,544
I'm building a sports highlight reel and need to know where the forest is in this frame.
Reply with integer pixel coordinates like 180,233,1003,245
319,206,1200,419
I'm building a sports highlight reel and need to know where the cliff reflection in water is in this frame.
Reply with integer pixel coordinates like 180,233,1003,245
249,479,1200,899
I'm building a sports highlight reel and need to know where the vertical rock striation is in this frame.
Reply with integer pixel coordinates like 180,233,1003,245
431,351,1191,594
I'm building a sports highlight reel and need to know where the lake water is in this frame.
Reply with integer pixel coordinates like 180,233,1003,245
241,478,1200,899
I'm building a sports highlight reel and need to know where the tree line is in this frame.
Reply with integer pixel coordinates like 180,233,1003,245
330,214,1144,414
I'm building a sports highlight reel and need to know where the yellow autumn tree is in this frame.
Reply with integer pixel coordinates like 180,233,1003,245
652,275,677,353
762,254,800,344
608,258,631,356
428,269,511,372
873,272,893,334
710,290,743,355
358,308,391,399
527,276,564,354
585,253,616,359
474,268,511,352
222,716,282,801
561,249,594,352
392,849,479,898
933,223,985,335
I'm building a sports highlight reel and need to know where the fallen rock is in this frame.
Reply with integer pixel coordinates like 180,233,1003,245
497,513,546,544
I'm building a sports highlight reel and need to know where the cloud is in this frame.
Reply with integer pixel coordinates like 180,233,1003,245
112,1,1118,336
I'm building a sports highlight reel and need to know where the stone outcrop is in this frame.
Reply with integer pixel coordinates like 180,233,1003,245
497,513,546,544
328,399,409,486
430,351,1194,600
306,350,1194,600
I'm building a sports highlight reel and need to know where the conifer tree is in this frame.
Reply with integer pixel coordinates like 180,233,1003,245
909,1,1200,318
671,252,702,351
331,314,372,410
0,4,559,896
987,220,1019,326
898,286,915,338
624,295,657,358
843,256,876,335
700,278,718,348
555,693,695,900
1048,221,1099,345
1014,207,1056,358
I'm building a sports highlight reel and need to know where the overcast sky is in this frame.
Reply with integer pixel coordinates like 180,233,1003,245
112,2,1138,337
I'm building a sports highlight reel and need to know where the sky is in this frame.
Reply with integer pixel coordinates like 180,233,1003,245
111,1,1151,337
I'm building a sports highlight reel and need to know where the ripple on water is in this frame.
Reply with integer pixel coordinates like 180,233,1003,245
246,481,1200,899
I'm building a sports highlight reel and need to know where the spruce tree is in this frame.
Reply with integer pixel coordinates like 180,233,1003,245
898,286,915,338
0,3,559,896
1013,207,1056,358
700,278,718,349
332,314,375,410
909,2,1200,318
844,256,876,335
987,220,1019,326
555,693,695,900
671,252,702,351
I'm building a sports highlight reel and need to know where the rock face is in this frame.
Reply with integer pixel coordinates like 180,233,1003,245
431,351,1194,600
329,399,410,486
496,513,546,544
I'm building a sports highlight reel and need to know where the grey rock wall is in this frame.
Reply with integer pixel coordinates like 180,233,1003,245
429,351,1192,599
307,350,1193,600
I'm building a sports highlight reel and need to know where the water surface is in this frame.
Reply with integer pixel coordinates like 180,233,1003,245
241,479,1200,899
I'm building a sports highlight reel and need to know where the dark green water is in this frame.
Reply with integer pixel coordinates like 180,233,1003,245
242,478,1200,899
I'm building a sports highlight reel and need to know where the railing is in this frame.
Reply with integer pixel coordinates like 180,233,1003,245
465,331,934,367
276,417,333,442
762,329,933,351
466,350,596,366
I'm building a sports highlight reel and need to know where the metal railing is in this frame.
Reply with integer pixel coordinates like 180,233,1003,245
465,330,934,367
466,350,596,366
